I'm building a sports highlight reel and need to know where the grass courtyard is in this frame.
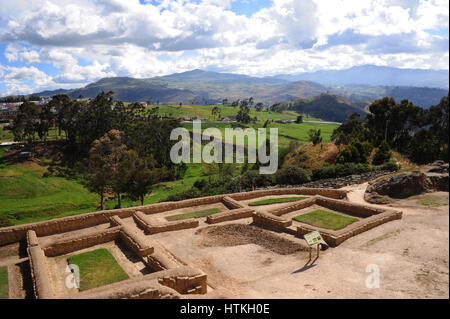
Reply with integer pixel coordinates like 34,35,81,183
67,248,129,291
293,209,358,231
248,196,309,206
165,207,222,221
0,266,8,299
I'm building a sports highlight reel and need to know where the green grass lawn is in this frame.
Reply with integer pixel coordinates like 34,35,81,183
293,209,358,230
0,162,99,226
248,196,309,206
165,207,222,221
182,117,338,147
0,158,230,226
0,266,8,299
149,104,318,122
67,248,129,291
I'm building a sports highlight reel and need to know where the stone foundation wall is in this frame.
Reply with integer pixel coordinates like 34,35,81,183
269,197,318,216
296,209,402,247
206,208,254,224
229,188,347,201
315,196,384,217
111,216,154,257
75,278,180,299
74,266,206,299
0,187,347,246
252,211,292,230
144,250,180,271
133,211,199,234
41,227,121,257
27,230,54,299
222,196,244,209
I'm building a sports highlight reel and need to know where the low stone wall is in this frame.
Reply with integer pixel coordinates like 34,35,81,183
111,216,154,257
41,226,121,257
0,187,347,246
269,197,318,216
144,250,180,271
157,266,207,294
228,187,347,201
252,211,292,230
27,230,54,299
138,195,225,215
222,196,244,209
296,209,402,247
315,196,384,217
0,213,109,246
74,266,206,299
133,211,199,234
75,278,180,299
206,208,254,224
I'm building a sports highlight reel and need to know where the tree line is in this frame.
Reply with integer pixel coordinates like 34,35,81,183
331,94,449,164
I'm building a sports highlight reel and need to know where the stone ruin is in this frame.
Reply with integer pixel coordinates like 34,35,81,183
0,187,402,299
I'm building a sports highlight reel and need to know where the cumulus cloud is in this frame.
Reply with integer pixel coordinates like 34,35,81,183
0,0,448,95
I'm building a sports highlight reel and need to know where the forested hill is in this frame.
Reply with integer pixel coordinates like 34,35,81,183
287,94,367,122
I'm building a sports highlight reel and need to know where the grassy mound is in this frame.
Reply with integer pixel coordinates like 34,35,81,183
293,209,357,230
67,248,129,291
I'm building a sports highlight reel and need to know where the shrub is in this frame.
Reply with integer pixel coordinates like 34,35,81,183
372,140,391,165
308,128,322,145
336,139,373,164
274,166,310,185
165,188,202,201
312,163,374,180
378,161,400,172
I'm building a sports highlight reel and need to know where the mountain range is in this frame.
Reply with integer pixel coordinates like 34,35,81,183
271,64,449,88
33,65,448,110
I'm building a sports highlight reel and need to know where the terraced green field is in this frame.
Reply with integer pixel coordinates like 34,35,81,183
68,248,129,291
293,210,358,230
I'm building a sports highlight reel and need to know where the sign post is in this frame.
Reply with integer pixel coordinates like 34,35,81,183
303,231,327,260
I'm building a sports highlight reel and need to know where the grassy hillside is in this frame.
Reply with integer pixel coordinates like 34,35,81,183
283,142,340,169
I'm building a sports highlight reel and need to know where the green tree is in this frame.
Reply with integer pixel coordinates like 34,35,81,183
12,101,39,144
308,128,322,145
211,106,220,120
88,130,128,208
372,140,391,165
236,104,251,124
255,102,264,112
123,152,159,205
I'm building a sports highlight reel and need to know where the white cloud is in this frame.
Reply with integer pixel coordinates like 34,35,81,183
0,0,448,95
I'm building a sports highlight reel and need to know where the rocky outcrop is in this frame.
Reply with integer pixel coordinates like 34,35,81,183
426,161,449,174
364,171,449,203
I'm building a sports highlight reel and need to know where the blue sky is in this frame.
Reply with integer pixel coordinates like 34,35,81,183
0,0,448,96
